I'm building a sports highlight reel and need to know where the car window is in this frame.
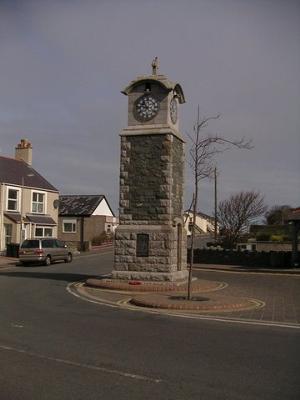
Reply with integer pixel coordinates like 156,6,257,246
55,240,65,248
21,240,40,249
42,239,55,248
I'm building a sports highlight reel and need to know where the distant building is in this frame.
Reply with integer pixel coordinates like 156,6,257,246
0,139,59,253
183,211,217,237
58,194,117,250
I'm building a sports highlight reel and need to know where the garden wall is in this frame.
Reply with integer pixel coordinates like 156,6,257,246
188,248,296,268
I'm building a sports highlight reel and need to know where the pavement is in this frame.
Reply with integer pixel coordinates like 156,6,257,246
2,248,300,324
0,256,18,268
70,269,300,327
80,276,265,314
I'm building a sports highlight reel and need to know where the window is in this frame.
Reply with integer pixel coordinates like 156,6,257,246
145,82,151,92
21,240,40,249
32,191,45,214
55,240,66,249
7,188,20,211
63,219,77,233
35,226,53,237
55,240,66,248
42,239,55,248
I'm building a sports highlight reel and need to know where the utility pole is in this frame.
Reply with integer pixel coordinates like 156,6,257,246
214,166,218,242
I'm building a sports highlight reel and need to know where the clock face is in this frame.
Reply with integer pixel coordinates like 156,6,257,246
170,98,178,124
135,94,159,122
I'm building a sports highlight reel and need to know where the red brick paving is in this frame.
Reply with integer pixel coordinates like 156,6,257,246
85,277,224,293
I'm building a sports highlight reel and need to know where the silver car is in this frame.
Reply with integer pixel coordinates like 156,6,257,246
19,238,73,266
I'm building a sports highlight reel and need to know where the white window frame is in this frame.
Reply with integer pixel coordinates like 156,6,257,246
63,219,77,233
6,186,21,212
31,190,47,214
34,226,53,238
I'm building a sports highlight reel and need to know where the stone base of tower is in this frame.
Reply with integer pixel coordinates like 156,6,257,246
113,224,188,282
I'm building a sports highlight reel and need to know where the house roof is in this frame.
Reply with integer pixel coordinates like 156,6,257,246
185,210,215,222
59,195,113,217
197,211,215,223
26,215,57,225
286,208,300,222
0,156,58,192
4,212,56,225
4,212,21,223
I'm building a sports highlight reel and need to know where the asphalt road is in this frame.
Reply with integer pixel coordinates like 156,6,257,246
0,251,299,400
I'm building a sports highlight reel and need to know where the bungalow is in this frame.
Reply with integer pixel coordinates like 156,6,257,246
58,194,117,250
0,139,59,253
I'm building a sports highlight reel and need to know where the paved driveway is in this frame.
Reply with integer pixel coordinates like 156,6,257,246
192,268,300,324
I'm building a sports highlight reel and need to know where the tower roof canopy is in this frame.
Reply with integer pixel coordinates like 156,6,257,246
122,74,185,104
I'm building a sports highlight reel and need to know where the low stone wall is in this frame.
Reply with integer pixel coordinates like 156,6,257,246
189,248,296,268
256,242,292,252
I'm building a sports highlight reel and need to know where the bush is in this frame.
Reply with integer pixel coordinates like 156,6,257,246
91,231,110,246
256,233,270,241
271,235,284,242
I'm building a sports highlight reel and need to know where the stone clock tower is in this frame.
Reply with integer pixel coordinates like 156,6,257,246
113,59,188,282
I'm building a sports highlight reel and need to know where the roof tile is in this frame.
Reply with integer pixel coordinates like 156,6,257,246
0,156,58,192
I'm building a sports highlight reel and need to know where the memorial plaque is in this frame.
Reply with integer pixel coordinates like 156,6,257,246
136,234,149,257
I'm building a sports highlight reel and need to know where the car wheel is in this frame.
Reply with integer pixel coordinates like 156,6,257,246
65,253,72,263
20,261,29,266
44,256,51,266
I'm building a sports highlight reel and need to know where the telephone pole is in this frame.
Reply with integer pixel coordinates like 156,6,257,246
214,166,218,242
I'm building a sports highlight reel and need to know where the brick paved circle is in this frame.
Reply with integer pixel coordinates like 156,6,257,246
85,278,226,293
130,293,264,312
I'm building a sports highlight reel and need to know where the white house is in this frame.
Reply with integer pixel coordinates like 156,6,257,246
183,210,218,237
0,139,59,253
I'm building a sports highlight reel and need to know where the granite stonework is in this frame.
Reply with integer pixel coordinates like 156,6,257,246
113,224,187,281
119,134,183,223
113,67,188,282
113,132,187,282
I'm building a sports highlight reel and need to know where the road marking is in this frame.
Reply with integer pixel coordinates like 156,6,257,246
166,313,300,330
67,283,300,331
193,267,300,277
74,251,113,260
67,283,123,309
0,344,162,384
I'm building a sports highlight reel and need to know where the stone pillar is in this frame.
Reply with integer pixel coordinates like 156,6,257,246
113,68,187,282
113,134,187,281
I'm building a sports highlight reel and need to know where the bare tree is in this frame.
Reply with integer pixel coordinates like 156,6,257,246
265,205,292,225
218,191,267,248
187,108,252,300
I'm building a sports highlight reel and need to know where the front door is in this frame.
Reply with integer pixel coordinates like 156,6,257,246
4,224,13,248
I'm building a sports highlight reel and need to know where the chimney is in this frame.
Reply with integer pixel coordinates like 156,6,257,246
15,139,33,165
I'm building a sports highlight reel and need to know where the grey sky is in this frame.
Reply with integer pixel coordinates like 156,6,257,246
0,0,299,215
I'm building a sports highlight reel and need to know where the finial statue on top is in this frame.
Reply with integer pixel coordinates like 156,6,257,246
151,57,159,75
